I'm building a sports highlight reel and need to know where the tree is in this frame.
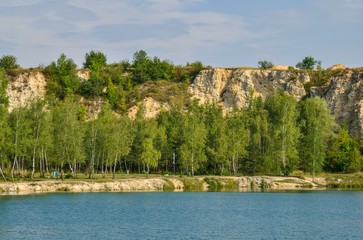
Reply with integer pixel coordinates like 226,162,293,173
225,109,249,175
28,100,49,180
326,127,362,173
245,96,270,175
8,107,32,180
141,137,161,177
179,102,207,176
45,54,79,99
296,56,318,70
0,68,9,107
0,55,19,69
0,68,9,180
299,97,335,179
0,106,9,181
51,98,85,179
204,105,228,175
132,50,152,84
257,60,274,69
265,91,300,176
83,51,107,69
156,106,185,174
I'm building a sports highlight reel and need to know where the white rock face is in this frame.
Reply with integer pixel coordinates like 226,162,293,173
128,97,171,119
6,71,47,111
311,69,363,138
190,68,308,110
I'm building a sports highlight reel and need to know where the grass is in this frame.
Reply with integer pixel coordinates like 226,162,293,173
182,177,205,191
162,179,175,191
322,173,363,189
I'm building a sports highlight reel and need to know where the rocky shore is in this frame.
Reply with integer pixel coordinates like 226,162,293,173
0,176,327,195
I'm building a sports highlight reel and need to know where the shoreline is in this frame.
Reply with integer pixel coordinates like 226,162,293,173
0,176,330,195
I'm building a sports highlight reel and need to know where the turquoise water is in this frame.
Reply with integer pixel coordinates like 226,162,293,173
1,191,363,239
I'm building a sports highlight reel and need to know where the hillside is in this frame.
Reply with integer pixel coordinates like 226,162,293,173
5,65,363,137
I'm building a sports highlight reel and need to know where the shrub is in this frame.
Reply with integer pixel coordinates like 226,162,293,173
257,60,274,69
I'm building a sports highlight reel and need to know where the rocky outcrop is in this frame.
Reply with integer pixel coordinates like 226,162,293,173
128,97,171,119
189,68,309,110
6,71,47,111
311,69,363,138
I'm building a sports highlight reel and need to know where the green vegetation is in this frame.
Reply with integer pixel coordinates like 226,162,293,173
257,60,274,69
296,56,319,70
0,51,362,183
0,55,19,69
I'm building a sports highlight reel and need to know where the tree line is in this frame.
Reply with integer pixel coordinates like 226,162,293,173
0,74,361,181
0,51,362,181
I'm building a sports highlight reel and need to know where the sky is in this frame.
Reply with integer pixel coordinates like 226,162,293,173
0,0,363,68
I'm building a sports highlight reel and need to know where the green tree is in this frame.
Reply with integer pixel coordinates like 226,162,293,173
299,97,335,179
0,68,9,106
132,50,152,84
83,51,107,69
156,106,185,175
28,100,51,180
9,107,32,180
45,54,79,99
179,102,207,176
51,98,85,179
326,127,362,173
0,55,19,69
0,68,9,180
245,96,270,175
265,91,300,176
0,106,9,181
225,109,249,175
204,105,228,175
141,137,161,177
296,56,318,70
257,60,274,69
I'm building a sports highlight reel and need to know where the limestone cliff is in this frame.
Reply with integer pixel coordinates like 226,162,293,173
189,68,309,109
6,70,47,111
311,68,363,138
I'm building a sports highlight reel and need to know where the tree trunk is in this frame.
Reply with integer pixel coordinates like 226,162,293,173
146,164,149,178
44,147,49,176
31,152,36,180
11,156,18,181
112,153,118,179
281,124,287,176
0,163,6,182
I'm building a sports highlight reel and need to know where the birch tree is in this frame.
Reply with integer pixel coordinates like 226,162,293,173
225,109,249,175
265,91,300,176
51,98,84,179
179,102,207,176
299,97,335,179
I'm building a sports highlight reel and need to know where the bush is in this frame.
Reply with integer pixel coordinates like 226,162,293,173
296,56,318,70
257,60,274,69
0,55,19,69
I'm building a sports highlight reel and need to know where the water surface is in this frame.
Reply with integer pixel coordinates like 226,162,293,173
1,191,363,239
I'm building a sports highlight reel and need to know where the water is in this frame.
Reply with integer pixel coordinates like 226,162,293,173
1,191,363,239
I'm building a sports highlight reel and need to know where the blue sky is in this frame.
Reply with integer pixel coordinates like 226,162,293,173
1,0,362,68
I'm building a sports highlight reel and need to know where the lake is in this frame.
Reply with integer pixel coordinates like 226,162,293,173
0,191,363,239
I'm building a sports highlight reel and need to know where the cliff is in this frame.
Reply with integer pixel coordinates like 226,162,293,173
6,70,47,111
189,68,309,109
189,67,363,137
5,67,363,137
